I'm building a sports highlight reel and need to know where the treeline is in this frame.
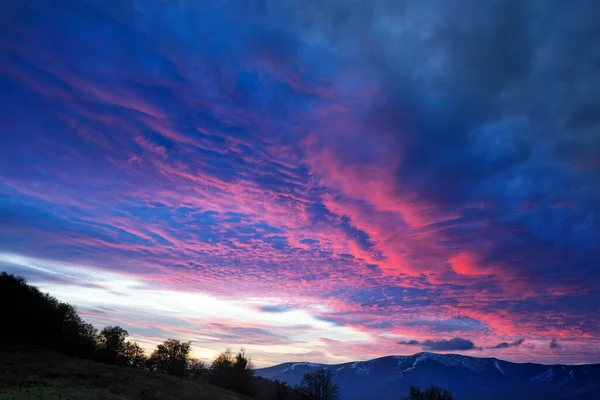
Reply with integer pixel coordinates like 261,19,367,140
402,386,454,400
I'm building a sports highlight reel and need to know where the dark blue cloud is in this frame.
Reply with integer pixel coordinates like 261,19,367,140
399,337,479,352
487,339,525,350
258,304,295,313
550,338,563,350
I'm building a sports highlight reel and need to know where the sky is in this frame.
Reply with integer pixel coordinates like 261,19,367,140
0,0,599,367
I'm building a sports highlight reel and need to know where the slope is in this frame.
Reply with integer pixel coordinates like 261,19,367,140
0,345,250,400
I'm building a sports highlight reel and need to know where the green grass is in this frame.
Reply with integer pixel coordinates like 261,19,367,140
0,346,250,400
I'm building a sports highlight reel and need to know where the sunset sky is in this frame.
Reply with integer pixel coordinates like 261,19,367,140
1,0,599,367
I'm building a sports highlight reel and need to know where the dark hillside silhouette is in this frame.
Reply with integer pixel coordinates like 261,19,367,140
0,272,97,358
0,345,250,400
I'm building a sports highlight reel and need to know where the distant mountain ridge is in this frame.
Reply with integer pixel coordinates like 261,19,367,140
255,352,600,400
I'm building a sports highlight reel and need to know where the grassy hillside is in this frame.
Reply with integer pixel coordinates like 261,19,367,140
0,345,250,400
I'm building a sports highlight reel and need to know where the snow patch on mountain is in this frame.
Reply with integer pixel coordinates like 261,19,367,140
398,366,416,376
413,353,430,367
333,365,347,373
393,356,409,365
494,360,505,375
411,352,490,372
283,362,320,372
350,361,371,375
531,368,556,382
559,370,574,386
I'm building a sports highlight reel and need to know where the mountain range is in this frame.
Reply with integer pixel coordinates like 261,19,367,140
255,352,600,400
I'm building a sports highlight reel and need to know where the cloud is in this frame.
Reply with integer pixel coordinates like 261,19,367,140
550,338,563,350
487,338,525,350
400,336,526,352
422,338,479,352
397,340,421,346
258,304,295,313
399,337,479,352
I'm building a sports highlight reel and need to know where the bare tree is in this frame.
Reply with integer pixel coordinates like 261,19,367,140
402,385,454,400
122,341,146,368
297,366,339,400
186,359,208,380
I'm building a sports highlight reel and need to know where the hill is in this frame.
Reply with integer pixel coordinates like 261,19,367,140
255,352,600,400
0,345,250,400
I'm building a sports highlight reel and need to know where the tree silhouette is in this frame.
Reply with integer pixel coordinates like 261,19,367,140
149,339,191,377
297,366,339,400
210,349,235,389
122,341,146,369
402,385,454,400
210,348,254,395
232,349,254,395
274,379,292,400
186,359,208,380
98,326,128,365
96,325,146,368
